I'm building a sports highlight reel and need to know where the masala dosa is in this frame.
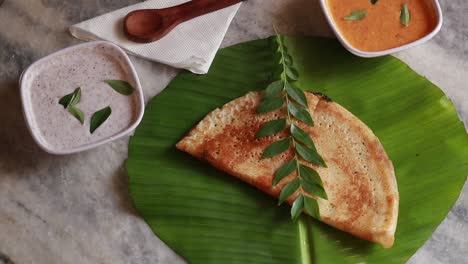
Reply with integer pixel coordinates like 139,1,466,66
176,91,399,248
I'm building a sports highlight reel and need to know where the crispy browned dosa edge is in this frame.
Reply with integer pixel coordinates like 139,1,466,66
176,92,399,248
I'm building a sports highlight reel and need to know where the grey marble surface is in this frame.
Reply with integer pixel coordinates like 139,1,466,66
0,0,467,263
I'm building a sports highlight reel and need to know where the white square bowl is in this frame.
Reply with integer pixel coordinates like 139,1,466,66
319,0,443,57
20,41,145,155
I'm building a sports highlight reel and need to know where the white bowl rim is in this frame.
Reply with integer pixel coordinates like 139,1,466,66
19,41,145,155
319,0,443,57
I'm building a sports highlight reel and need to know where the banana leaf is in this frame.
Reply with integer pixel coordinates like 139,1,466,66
126,36,468,264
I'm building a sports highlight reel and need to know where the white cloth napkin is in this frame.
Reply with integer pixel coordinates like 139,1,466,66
69,0,241,74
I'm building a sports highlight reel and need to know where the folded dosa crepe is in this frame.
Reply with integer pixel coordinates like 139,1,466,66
176,91,399,248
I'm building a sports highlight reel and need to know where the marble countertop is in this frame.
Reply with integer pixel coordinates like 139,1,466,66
0,0,467,263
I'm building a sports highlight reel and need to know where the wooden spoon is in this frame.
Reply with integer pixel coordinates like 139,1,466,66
124,0,244,43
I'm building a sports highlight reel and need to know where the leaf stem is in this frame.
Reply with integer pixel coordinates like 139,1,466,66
298,217,312,264
278,35,304,192
284,95,303,185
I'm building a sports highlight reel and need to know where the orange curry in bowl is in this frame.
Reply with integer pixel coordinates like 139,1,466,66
326,0,438,52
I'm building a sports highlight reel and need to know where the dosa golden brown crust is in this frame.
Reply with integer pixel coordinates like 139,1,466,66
176,92,399,248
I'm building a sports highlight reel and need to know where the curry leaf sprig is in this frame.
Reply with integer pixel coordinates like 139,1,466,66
59,87,84,124
256,34,328,221
345,1,411,26
58,80,135,133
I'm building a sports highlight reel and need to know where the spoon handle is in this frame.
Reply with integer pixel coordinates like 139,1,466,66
163,0,244,22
